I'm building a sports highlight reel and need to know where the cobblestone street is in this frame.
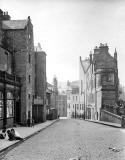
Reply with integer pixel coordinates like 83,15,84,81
1,119,125,160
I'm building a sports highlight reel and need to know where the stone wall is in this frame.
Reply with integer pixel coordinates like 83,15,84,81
100,109,121,124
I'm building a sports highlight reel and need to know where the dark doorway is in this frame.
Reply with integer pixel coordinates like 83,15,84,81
16,101,21,123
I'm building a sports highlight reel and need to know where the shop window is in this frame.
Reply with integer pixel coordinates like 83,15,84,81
7,100,14,117
7,92,14,117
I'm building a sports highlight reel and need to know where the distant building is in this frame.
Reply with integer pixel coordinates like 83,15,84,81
46,82,58,120
79,43,119,120
66,81,84,118
58,94,67,117
33,43,47,123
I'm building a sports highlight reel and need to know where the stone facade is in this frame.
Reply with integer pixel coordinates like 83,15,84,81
67,81,85,118
33,43,47,122
0,9,47,128
58,94,67,117
79,43,119,120
46,82,58,120
2,16,34,124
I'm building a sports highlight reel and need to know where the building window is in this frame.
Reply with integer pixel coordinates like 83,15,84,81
107,73,114,83
29,54,31,63
28,94,30,99
82,104,84,110
29,75,31,83
69,104,70,108
77,104,79,110
7,92,14,117
76,96,77,101
29,34,31,39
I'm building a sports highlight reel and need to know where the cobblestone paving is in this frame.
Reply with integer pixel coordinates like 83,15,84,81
1,119,125,160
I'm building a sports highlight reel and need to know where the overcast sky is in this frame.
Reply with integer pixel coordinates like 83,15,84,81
1,0,125,85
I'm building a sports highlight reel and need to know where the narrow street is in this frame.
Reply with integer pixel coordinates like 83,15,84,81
1,119,125,160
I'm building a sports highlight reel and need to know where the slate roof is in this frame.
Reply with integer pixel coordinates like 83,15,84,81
2,20,28,30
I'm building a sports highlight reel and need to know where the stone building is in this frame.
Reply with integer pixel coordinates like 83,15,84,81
0,9,47,128
58,94,67,117
46,82,58,120
67,81,84,118
2,15,35,125
33,43,46,123
0,10,22,128
79,43,119,120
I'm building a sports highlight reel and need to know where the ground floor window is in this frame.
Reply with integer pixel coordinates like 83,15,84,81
7,91,14,117
0,100,3,118
7,100,14,117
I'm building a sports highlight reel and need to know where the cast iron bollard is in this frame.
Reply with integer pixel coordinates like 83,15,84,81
121,115,125,128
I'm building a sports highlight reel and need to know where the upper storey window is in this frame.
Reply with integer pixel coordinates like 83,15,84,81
29,34,31,39
101,73,114,85
107,73,114,83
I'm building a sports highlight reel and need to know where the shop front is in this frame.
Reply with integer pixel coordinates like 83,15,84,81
0,71,21,129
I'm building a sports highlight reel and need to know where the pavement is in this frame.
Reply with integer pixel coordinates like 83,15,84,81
85,119,121,128
0,119,59,154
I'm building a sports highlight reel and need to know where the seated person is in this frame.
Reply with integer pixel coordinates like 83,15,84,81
7,129,15,141
10,128,24,141
0,129,6,139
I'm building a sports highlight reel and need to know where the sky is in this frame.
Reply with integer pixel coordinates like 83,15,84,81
1,0,125,85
